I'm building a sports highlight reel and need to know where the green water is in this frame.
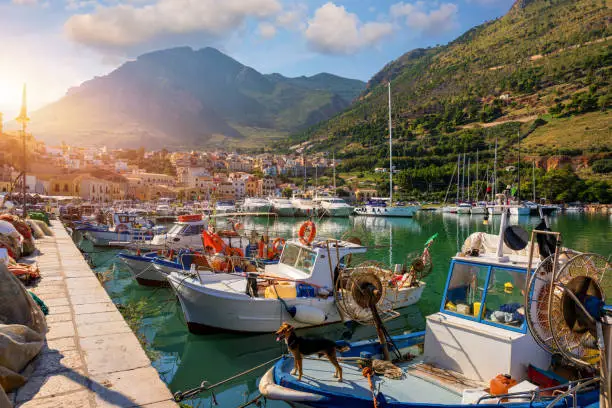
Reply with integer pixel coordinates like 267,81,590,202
75,212,611,408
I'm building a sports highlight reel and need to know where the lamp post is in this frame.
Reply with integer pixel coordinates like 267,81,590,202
15,84,30,218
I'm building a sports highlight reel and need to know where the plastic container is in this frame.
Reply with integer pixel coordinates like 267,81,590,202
264,282,297,299
490,374,518,395
473,302,482,317
296,283,316,298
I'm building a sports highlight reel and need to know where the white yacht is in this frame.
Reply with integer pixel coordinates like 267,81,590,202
270,197,297,217
469,202,487,215
354,198,419,217
291,196,321,217
242,197,273,213
456,203,472,215
215,200,236,214
316,197,354,217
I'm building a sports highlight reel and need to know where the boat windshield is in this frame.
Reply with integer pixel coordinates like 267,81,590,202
443,261,527,330
280,244,317,275
168,224,186,235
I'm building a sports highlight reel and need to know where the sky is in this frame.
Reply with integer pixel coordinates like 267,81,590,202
0,0,514,118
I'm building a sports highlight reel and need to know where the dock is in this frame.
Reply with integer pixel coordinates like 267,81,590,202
8,221,176,408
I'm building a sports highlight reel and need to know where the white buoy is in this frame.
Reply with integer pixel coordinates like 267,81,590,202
292,305,326,325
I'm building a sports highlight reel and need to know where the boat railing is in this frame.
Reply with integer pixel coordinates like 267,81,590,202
474,377,599,406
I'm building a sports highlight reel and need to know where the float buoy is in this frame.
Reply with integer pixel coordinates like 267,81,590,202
298,221,316,245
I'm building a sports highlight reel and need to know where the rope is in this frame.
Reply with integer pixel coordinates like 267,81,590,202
362,367,379,408
236,393,264,408
173,356,283,402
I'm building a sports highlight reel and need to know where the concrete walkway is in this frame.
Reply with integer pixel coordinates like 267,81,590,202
9,221,176,408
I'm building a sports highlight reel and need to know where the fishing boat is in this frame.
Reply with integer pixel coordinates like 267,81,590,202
78,212,164,246
243,197,273,213
117,251,160,286
167,221,429,333
260,207,611,408
271,197,297,217
354,84,420,218
354,198,420,217
316,197,354,217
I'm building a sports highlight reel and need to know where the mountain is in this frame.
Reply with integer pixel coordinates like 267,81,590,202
25,47,365,148
291,0,610,203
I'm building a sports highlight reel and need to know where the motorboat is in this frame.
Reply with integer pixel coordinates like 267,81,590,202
441,206,458,213
354,198,420,217
117,251,160,286
470,202,487,215
456,202,472,214
316,197,354,217
270,198,297,217
509,205,531,216
167,224,428,333
243,197,273,213
291,196,321,217
215,200,236,214
260,207,610,408
78,212,164,246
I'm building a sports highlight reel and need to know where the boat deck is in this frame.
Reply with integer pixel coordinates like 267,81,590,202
276,357,465,404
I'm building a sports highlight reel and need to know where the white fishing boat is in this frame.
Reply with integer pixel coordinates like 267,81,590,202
354,198,419,217
79,212,164,246
270,197,297,217
117,251,160,286
167,222,429,333
316,197,354,217
242,197,273,213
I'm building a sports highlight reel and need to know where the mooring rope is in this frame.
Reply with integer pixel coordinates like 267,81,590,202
173,356,283,402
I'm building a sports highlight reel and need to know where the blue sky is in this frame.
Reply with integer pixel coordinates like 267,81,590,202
0,0,514,117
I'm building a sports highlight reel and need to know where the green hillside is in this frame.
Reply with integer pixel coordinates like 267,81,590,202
289,0,611,203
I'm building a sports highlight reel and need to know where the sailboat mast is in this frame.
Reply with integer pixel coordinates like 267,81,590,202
493,137,498,198
388,82,393,202
517,130,521,201
462,153,466,202
456,154,460,204
532,159,536,202
467,158,471,202
475,150,479,202
332,152,336,192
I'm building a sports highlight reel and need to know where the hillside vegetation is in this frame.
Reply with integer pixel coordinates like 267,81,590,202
289,0,611,203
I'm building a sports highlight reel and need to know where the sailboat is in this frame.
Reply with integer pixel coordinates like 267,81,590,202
509,131,530,216
354,83,420,217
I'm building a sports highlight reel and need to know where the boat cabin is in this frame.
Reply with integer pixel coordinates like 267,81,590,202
149,214,208,248
266,239,367,289
423,250,550,383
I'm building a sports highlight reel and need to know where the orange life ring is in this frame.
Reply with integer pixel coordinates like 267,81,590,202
272,237,286,254
178,214,203,222
234,222,243,231
298,221,316,245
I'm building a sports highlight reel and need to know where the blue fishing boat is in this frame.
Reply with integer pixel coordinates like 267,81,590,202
260,208,611,408
78,212,165,246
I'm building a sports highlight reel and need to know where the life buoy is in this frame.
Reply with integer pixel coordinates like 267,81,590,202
116,223,128,233
272,237,286,255
298,221,316,245
233,222,243,231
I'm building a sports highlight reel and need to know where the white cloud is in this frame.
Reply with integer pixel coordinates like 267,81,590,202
64,0,282,51
12,0,40,5
276,4,307,31
304,2,393,55
258,22,277,39
390,2,458,35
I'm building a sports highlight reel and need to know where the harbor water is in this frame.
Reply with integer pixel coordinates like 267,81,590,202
74,212,611,408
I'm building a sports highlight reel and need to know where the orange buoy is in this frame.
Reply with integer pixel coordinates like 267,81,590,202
298,221,316,245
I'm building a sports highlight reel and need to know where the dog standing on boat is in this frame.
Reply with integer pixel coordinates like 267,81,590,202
275,322,349,382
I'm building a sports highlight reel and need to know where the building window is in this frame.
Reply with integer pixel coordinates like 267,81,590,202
55,184,60,193
63,184,69,192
